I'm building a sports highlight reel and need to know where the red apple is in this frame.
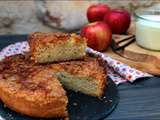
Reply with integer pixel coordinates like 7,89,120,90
80,21,112,51
87,4,110,22
103,9,131,34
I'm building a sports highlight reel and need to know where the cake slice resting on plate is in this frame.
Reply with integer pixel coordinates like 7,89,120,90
29,32,87,63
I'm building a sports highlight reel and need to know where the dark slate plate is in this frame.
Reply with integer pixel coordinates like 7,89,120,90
0,35,119,120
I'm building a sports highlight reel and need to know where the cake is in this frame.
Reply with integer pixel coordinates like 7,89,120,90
0,55,68,118
29,32,87,63
0,30,107,118
0,54,107,118
49,56,107,97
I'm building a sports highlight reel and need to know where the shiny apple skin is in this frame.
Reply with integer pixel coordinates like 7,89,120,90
80,22,112,51
103,9,131,34
87,4,110,22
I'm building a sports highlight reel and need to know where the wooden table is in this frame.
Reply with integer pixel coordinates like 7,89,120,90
0,35,160,119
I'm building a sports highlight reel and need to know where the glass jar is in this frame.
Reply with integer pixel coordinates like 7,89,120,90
135,7,160,50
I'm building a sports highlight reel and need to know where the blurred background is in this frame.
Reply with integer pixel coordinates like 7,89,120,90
0,0,159,34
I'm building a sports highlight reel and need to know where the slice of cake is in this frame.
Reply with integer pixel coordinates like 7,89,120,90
29,32,87,63
0,55,68,118
50,56,107,97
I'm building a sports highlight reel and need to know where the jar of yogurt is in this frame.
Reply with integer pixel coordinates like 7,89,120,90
135,7,160,50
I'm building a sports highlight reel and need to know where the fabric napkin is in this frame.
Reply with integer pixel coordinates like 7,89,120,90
0,41,152,85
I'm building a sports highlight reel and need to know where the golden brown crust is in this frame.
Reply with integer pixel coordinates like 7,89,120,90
0,55,68,118
96,57,107,97
29,32,69,50
28,32,87,63
29,32,85,45
54,56,106,82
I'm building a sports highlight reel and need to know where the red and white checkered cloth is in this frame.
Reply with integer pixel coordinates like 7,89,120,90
0,41,152,85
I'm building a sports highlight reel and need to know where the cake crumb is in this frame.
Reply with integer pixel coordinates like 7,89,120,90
109,99,112,103
3,104,7,108
73,102,78,106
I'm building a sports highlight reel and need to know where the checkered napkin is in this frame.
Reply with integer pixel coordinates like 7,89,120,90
0,41,152,85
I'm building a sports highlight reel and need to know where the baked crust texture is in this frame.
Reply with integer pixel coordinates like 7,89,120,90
0,55,68,118
29,32,87,63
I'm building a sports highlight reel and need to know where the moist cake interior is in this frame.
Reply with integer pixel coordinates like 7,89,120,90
56,71,100,97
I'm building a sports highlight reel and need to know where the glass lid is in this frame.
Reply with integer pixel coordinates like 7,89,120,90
135,6,160,22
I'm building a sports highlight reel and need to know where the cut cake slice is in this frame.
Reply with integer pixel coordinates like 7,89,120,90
29,32,87,63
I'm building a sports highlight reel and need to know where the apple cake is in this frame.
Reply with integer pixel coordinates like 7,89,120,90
0,55,107,118
29,32,87,63
0,55,68,118
50,56,107,97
